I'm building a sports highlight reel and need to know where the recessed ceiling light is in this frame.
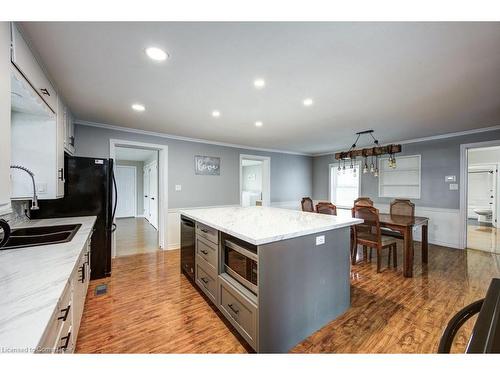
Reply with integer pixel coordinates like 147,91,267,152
212,110,221,118
255,121,263,127
145,47,168,61
131,103,145,112
253,78,266,89
303,98,314,107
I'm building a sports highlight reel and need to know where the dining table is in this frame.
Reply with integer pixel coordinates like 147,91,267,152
378,213,429,277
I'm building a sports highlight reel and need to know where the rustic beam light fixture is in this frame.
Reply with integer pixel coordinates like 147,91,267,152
335,130,401,177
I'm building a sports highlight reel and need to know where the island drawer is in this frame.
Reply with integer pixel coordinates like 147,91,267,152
218,275,257,350
195,256,217,303
196,222,219,245
196,236,218,271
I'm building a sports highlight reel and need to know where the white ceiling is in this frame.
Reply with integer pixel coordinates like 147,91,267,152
115,146,157,162
19,22,500,155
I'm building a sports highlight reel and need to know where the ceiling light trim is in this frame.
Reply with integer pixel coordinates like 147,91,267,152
75,119,311,156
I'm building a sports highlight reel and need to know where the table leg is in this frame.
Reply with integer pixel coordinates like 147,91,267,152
403,227,414,278
422,224,428,264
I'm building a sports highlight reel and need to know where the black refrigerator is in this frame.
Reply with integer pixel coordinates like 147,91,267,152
31,154,116,280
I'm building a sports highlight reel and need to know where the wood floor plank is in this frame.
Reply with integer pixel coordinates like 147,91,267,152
76,240,500,353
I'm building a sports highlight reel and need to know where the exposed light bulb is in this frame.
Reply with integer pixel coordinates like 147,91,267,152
370,163,375,173
374,168,379,177
391,157,397,169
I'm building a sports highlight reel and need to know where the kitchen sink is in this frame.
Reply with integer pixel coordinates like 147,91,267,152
0,224,81,250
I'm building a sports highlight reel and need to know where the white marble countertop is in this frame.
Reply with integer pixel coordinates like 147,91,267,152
180,206,362,245
0,216,96,352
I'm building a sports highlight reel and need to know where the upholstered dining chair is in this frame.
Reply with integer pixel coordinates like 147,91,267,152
353,197,374,207
352,205,398,272
316,202,337,215
301,197,315,212
382,199,416,239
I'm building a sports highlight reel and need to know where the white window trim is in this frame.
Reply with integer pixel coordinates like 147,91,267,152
378,154,421,199
328,162,361,209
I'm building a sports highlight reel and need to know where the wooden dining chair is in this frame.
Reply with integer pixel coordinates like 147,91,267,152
382,199,416,239
316,202,337,215
354,197,374,207
301,197,315,212
352,205,398,272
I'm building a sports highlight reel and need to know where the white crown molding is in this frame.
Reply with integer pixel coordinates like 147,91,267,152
75,120,311,156
312,124,500,157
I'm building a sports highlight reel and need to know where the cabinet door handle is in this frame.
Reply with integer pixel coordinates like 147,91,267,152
200,229,208,233
58,168,64,181
200,277,209,284
228,303,239,314
144,195,148,198
69,136,75,147
40,88,50,96
201,249,208,255
58,332,71,351
150,197,155,200
58,305,71,321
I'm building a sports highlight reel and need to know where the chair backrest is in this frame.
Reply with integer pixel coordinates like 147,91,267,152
316,202,337,215
352,205,381,245
301,197,315,212
390,199,415,217
354,197,374,207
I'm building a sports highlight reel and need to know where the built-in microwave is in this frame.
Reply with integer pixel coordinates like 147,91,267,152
223,238,258,294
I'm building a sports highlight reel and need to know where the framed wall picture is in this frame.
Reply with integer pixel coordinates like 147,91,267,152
194,155,221,175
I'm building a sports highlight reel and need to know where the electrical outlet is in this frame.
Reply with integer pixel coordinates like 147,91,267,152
316,235,325,246
449,183,459,191
175,185,182,192
36,183,47,193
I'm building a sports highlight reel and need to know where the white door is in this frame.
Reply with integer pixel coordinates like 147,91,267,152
143,167,150,219
115,166,136,218
148,162,158,229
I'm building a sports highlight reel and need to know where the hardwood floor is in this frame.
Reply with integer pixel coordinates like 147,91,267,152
467,222,500,253
76,242,500,353
115,217,159,257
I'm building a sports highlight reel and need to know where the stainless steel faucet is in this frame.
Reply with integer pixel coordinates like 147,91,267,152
10,165,39,210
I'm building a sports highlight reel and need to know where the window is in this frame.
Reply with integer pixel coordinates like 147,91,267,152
329,163,361,208
378,155,421,199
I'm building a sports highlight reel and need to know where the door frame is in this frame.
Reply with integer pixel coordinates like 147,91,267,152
115,165,137,218
239,154,271,207
459,140,500,249
144,158,159,230
110,139,168,257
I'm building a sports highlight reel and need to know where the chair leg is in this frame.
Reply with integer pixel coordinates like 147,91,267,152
376,247,381,273
351,244,357,265
393,244,398,268
387,246,391,268
369,248,373,261
363,246,368,262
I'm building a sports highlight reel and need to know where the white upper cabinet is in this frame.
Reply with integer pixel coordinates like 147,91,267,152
10,23,58,113
0,22,12,215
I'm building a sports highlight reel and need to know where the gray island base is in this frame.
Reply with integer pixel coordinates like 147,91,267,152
180,206,361,353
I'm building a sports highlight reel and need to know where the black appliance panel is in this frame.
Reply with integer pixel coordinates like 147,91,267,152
180,216,195,281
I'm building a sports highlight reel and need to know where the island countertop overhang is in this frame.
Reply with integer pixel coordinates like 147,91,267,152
179,206,363,245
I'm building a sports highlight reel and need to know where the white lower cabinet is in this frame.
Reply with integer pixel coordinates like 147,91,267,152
36,235,91,353
0,22,11,215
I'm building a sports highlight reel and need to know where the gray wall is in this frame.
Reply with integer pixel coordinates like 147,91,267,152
116,160,144,216
313,129,500,209
75,124,313,209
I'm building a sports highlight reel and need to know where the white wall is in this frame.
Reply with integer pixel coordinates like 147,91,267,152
242,164,263,192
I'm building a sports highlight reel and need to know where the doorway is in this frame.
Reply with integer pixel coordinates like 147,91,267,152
461,142,500,253
110,140,168,258
239,154,271,207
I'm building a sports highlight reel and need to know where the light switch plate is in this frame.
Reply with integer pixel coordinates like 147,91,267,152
449,183,459,190
175,184,182,191
445,175,456,182
316,235,325,246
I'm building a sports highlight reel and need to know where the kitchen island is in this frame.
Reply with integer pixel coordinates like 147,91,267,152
180,206,362,353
